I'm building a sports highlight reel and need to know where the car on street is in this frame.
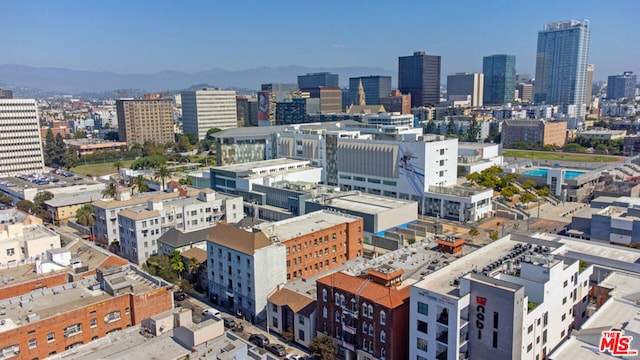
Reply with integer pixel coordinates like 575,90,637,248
265,343,286,356
222,317,235,328
248,333,269,348
173,291,186,301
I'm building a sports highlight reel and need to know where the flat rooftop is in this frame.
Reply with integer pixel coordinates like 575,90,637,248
0,224,56,244
45,190,104,207
310,192,416,214
0,269,156,334
0,173,99,193
412,234,560,297
254,210,361,242
214,158,312,175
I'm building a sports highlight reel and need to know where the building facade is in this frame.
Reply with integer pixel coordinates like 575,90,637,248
316,266,411,360
399,51,441,107
298,72,339,89
347,76,392,106
606,71,637,100
379,90,412,114
447,73,484,107
181,88,238,140
501,120,567,148
483,55,516,105
0,99,45,177
534,20,591,119
301,87,342,113
116,97,174,145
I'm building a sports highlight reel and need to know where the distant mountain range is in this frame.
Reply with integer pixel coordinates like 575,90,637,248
0,64,395,94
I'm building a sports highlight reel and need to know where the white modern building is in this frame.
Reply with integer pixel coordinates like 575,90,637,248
210,158,323,194
362,112,415,127
181,88,238,140
458,142,504,175
0,209,60,264
410,234,592,360
117,189,243,264
206,222,287,323
0,99,45,176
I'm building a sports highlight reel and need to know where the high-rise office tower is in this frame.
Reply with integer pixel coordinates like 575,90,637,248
347,76,392,106
297,72,339,89
261,83,298,102
181,88,237,140
301,87,342,113
483,55,516,105
398,51,441,107
0,99,44,176
607,71,637,100
516,83,533,103
447,73,484,107
116,96,174,146
534,20,591,119
585,64,595,107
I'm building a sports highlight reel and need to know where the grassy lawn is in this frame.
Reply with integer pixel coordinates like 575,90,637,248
71,160,135,177
503,150,622,163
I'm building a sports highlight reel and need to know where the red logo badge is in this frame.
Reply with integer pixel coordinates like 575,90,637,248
599,331,638,356
476,296,487,306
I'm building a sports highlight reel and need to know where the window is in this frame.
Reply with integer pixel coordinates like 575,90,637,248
528,324,533,333
380,330,386,343
561,313,566,321
90,318,97,328
28,338,36,349
335,292,340,305
47,332,55,343
418,302,429,316
323,307,327,318
543,329,547,344
493,312,499,328
272,317,278,328
125,308,130,315
562,297,567,304
322,289,327,301
362,303,368,316
6,248,14,256
380,310,386,325
527,343,533,352
335,311,340,323
104,311,121,323
272,304,278,312
563,280,568,288
299,316,304,325
417,320,428,334
363,322,368,333
368,305,373,318
64,323,82,337
417,338,428,352
493,331,498,348
298,329,305,341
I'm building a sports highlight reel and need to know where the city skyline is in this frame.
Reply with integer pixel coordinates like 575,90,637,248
1,1,639,84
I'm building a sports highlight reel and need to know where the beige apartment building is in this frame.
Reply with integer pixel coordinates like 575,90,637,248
116,97,174,146
502,119,567,148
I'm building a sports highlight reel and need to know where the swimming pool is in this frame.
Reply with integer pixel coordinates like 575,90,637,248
523,168,585,179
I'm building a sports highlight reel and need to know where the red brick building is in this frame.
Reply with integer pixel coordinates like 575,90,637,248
0,242,172,359
255,210,364,281
316,265,411,360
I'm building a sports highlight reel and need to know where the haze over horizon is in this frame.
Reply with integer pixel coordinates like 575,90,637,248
1,0,639,84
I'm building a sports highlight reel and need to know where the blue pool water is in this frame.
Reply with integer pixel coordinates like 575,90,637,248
523,168,585,179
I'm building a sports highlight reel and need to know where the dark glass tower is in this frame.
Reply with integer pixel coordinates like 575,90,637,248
398,51,441,107
483,54,516,105
347,76,392,106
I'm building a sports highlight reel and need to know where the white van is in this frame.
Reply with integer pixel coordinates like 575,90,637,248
202,308,221,318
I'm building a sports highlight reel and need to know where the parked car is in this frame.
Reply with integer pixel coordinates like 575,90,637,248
222,317,235,328
249,333,269,348
284,354,305,360
265,343,286,356
202,308,221,318
173,291,186,301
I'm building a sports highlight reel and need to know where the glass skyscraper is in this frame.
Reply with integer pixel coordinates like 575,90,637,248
347,76,392,106
482,54,516,105
534,20,591,119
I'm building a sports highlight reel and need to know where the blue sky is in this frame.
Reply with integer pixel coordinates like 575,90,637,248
1,0,638,82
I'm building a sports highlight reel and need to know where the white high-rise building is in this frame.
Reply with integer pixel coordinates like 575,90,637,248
534,20,591,119
0,99,45,176
181,88,238,140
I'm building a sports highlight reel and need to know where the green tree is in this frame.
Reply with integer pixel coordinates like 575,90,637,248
154,165,171,191
102,181,118,199
522,179,537,190
489,231,499,241
44,129,57,167
75,204,96,227
309,334,337,360
174,135,194,153
133,175,150,193
536,188,550,197
468,227,480,239
424,120,436,134
103,131,119,141
187,257,199,275
184,132,199,146
112,160,125,173
446,118,457,135
131,155,167,170
465,119,481,142
0,194,12,206
61,149,79,170
142,140,165,157
170,250,185,279
178,177,194,185
74,130,87,139
17,200,34,213
520,192,537,205
501,185,518,199
33,191,54,210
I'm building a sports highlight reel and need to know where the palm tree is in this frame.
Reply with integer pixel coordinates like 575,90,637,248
102,181,118,199
154,165,171,191
133,175,149,193
112,160,125,174
75,204,96,227
170,250,185,279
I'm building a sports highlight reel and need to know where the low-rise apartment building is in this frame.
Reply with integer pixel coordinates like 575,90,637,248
0,209,60,264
